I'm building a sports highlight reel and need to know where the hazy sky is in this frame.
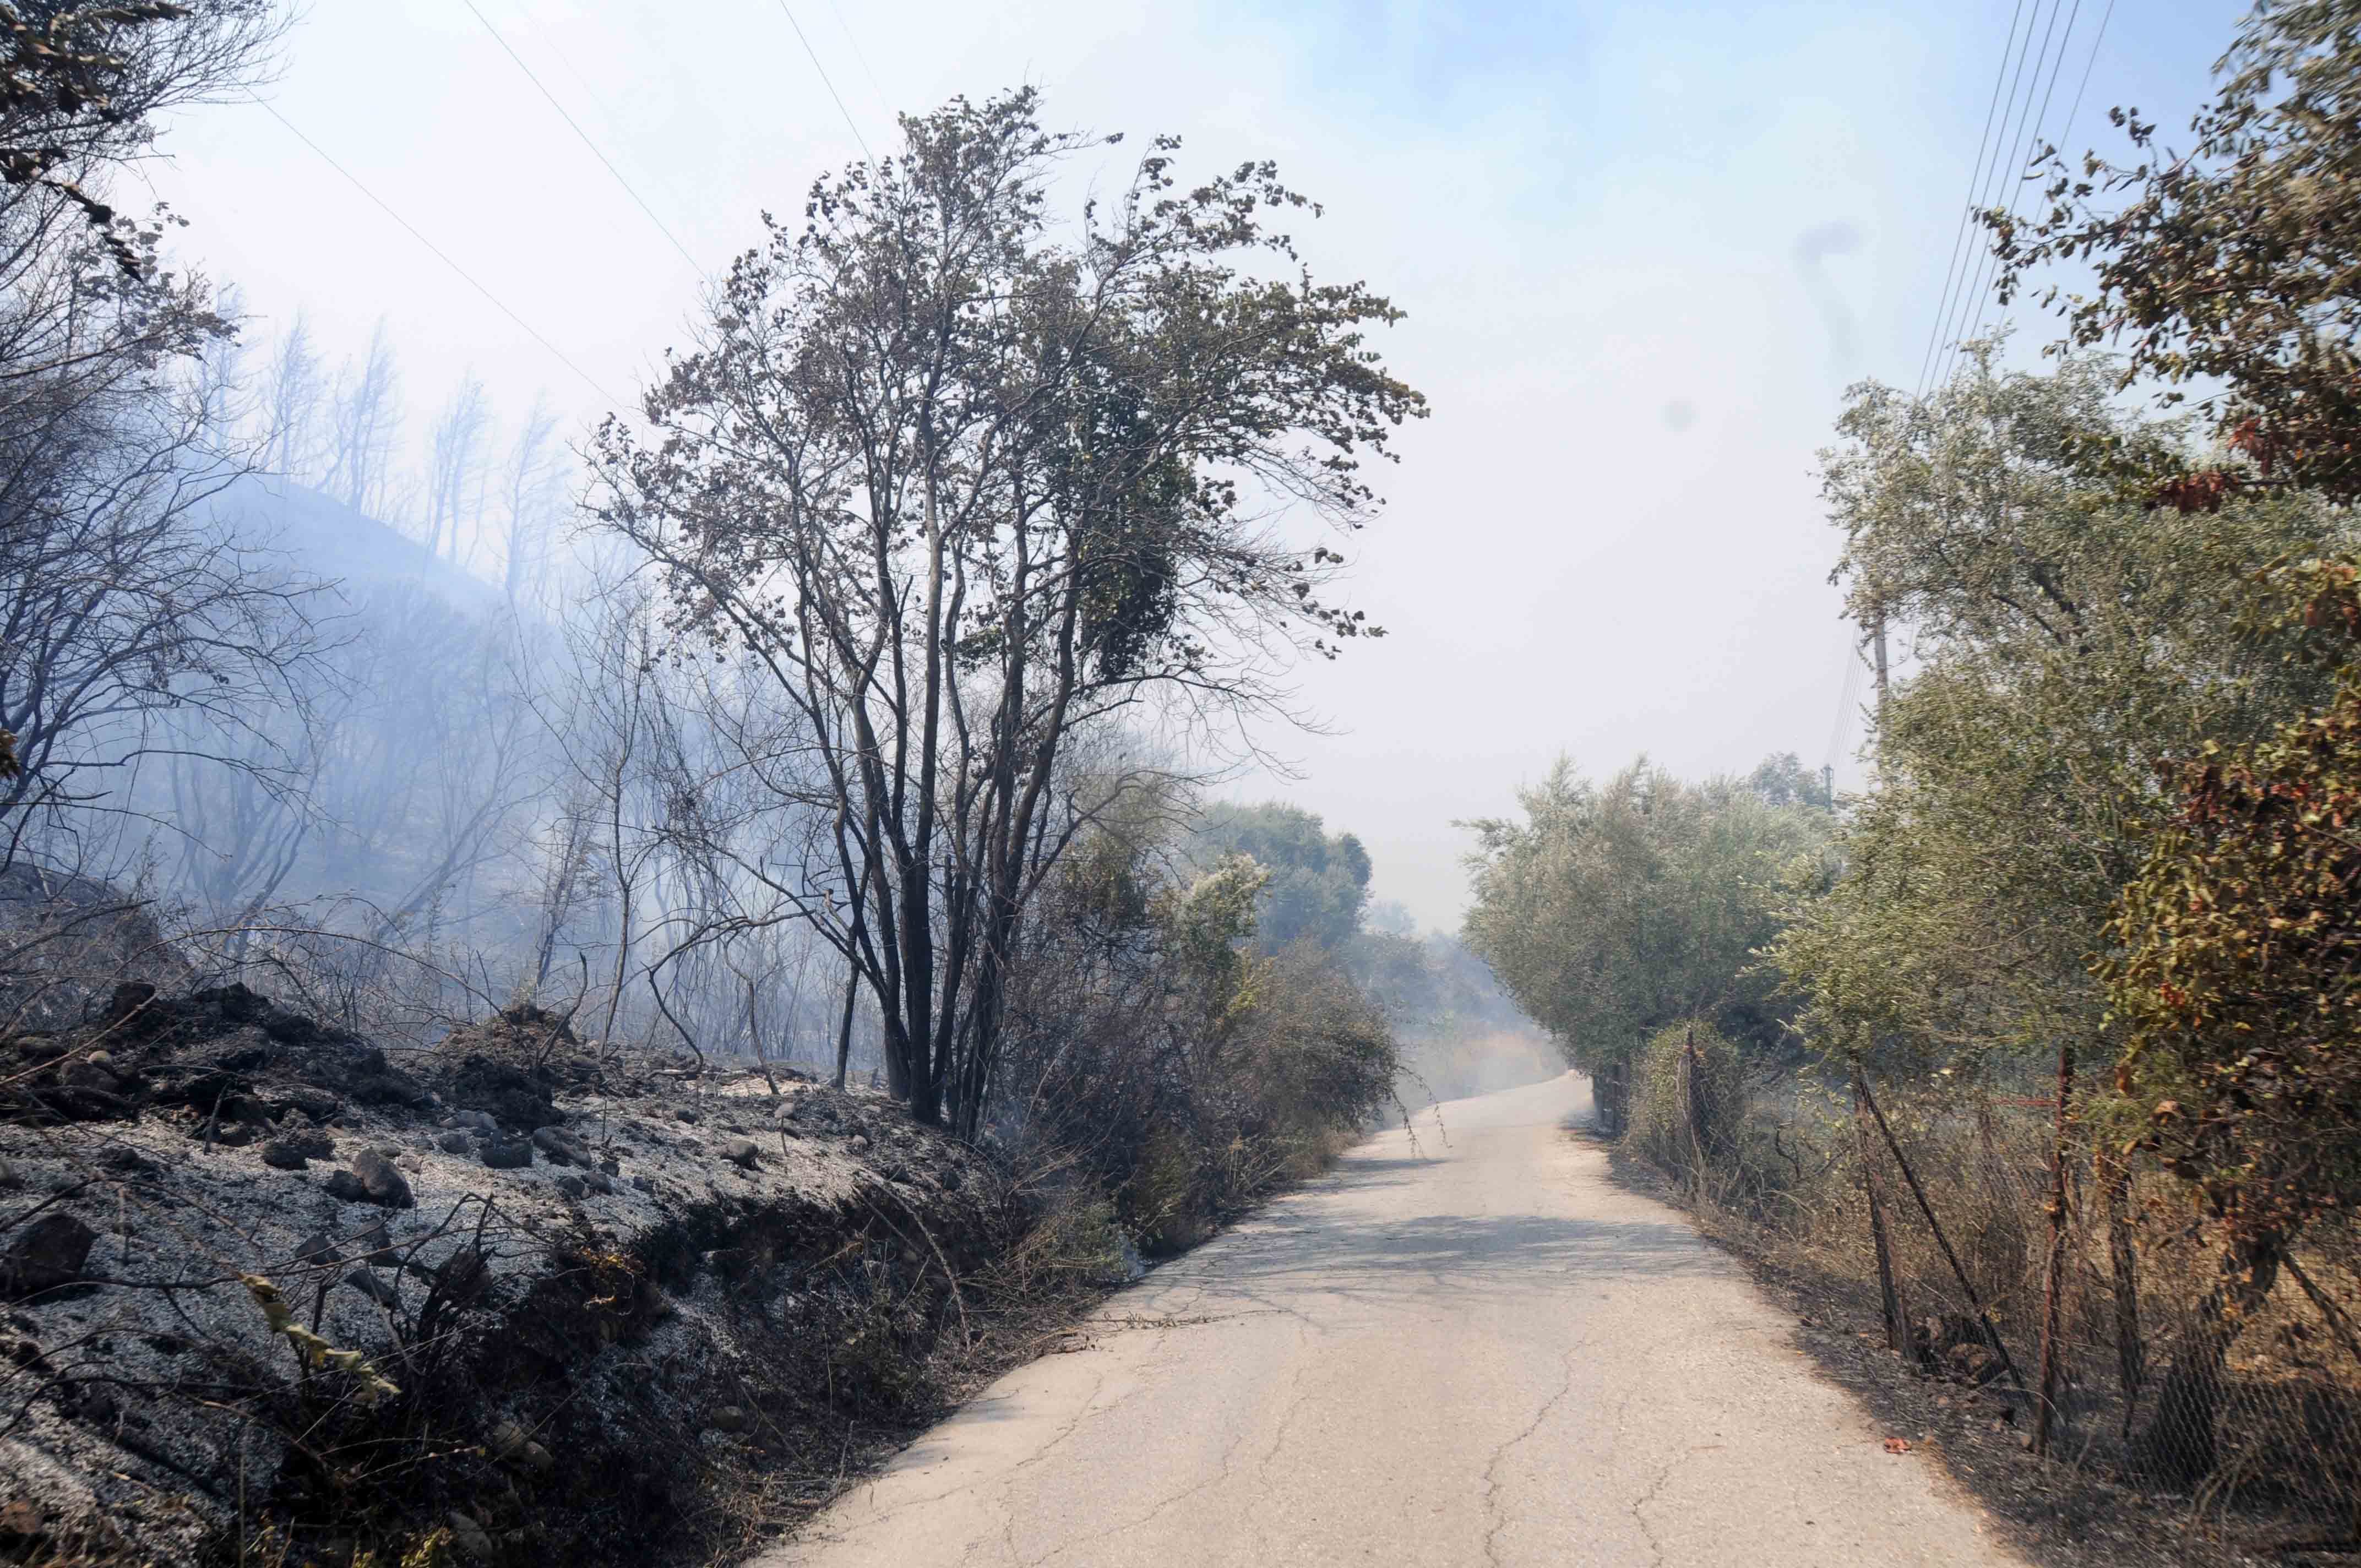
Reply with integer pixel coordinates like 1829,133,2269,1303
143,0,2242,929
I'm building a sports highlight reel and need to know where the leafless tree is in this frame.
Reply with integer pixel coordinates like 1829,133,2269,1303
423,372,489,564
322,319,402,516
255,312,327,480
498,393,564,604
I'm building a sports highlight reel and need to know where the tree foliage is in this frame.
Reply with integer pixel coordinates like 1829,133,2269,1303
592,90,1423,1130
2104,560,2361,1248
1192,801,1370,951
1991,0,2361,502
1774,351,2348,1077
1462,756,1832,1079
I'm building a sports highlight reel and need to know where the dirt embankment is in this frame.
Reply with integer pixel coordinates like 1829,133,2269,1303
0,985,1045,1567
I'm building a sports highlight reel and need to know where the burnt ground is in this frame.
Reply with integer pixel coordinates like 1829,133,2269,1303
0,984,1122,1568
1600,1138,2334,1568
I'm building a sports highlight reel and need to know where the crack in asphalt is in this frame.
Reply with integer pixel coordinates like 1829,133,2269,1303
1025,1316,1314,1567
1480,1342,1585,1567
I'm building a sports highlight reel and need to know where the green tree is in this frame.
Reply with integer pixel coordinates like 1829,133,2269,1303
1194,801,1371,951
1773,351,2346,1086
2102,559,2361,1484
1992,0,2361,504
1461,757,1830,1131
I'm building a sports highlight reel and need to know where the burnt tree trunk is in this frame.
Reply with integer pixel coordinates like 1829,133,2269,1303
2097,1150,2144,1441
2033,1041,2074,1457
2131,1231,2281,1489
1856,1075,1911,1358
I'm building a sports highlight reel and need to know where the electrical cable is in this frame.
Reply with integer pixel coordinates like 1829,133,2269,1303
248,96,628,410
820,0,894,123
458,0,706,277
1934,0,2068,392
1824,636,1867,781
770,0,876,165
1914,0,2031,401
2055,0,2120,166
1950,0,2085,381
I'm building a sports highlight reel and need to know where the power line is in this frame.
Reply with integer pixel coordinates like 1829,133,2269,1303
1933,0,2069,393
770,0,877,165
2056,0,2120,164
1914,0,2031,400
458,0,706,277
820,0,895,124
249,97,628,410
1824,633,1868,780
1949,0,2084,384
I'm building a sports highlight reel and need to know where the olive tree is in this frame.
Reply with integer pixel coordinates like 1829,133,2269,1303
591,90,1424,1131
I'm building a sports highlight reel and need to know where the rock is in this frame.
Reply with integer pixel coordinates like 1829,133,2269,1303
279,1089,341,1124
847,1134,872,1155
531,1125,581,1165
940,1167,962,1192
3,1213,97,1298
481,1141,533,1170
599,1155,620,1176
259,1128,335,1170
101,981,156,1026
721,1137,761,1169
0,1498,46,1544
438,1132,475,1155
347,1149,414,1208
674,1107,700,1124
489,1418,556,1475
434,1246,489,1304
323,1170,369,1203
554,1175,586,1200
707,1404,751,1433
293,1232,342,1269
1946,1342,2000,1387
447,1510,496,1562
0,1159,17,1189
630,1175,655,1194
351,1219,398,1267
394,1154,422,1174
344,1268,399,1307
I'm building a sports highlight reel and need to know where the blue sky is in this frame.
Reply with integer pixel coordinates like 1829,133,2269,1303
144,0,2249,927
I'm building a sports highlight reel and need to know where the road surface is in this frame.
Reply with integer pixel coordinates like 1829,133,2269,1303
764,1072,2025,1567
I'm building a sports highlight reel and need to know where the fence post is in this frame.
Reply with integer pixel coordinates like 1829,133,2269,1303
1854,1071,1912,1359
1684,1025,1710,1195
2033,1039,2074,1457
1859,1072,2030,1400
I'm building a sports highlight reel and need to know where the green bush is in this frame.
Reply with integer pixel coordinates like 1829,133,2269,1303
1630,1021,1745,1186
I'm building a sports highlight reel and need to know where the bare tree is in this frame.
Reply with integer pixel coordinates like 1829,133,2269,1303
498,393,564,603
322,319,402,516
255,312,327,481
423,372,490,563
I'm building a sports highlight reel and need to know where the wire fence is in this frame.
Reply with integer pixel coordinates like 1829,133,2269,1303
1633,1027,2361,1549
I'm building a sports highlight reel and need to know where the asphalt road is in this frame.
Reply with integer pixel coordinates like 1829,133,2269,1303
764,1072,2026,1567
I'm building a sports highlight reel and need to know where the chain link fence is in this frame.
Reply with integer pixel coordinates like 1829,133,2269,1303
1631,1025,2361,1551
